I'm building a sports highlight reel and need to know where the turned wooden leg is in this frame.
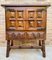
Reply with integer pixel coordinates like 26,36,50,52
42,40,46,57
39,40,41,46
11,40,13,46
6,40,10,57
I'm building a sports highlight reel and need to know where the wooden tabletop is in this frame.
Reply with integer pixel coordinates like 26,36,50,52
1,2,51,7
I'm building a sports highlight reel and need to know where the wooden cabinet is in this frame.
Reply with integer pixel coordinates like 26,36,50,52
1,4,50,57
6,7,46,31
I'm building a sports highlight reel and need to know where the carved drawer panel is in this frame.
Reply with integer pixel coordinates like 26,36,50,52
6,9,16,20
6,20,16,30
36,20,45,30
26,8,35,20
27,32,45,40
26,20,35,30
27,11,35,20
36,9,46,20
17,21,25,30
37,20,42,27
6,31,25,40
6,31,45,40
17,10,25,20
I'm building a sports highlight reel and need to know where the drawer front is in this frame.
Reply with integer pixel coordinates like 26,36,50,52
6,31,46,40
6,7,25,30
6,7,46,31
6,7,25,20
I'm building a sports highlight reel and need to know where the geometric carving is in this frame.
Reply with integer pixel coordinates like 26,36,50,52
10,21,16,27
28,11,34,20
28,21,34,27
7,9,16,18
17,21,24,30
10,11,15,18
40,32,45,39
37,20,42,27
6,32,45,40
17,10,23,20
8,20,16,30
36,9,43,18
18,21,23,27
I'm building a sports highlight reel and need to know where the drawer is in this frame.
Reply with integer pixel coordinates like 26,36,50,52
6,7,25,20
25,20,45,31
6,31,26,40
26,7,46,20
6,20,45,31
6,20,25,30
6,31,45,40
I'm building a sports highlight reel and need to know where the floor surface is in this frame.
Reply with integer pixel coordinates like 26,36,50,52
0,46,52,60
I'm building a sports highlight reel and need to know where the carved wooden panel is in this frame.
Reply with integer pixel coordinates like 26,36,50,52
36,9,42,18
27,20,35,30
8,20,16,30
6,31,45,40
6,9,16,20
6,7,46,39
17,21,24,30
37,20,42,27
17,10,25,20
28,11,35,20
36,9,46,20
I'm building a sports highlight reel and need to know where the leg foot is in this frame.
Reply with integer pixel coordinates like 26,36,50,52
6,40,10,57
42,40,46,57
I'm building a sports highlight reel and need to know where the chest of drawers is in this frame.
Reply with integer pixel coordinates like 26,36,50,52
1,4,50,57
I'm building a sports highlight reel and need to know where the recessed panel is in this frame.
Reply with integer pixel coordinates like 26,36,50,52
36,9,43,18
17,10,24,20
37,20,42,27
17,21,24,30
7,9,16,19
28,11,34,20
9,20,16,30
27,20,35,30
28,21,34,27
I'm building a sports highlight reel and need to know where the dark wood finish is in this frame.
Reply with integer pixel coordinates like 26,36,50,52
42,40,46,57
39,40,42,46
1,4,50,7
10,46,42,49
6,40,10,57
11,40,13,46
1,4,50,58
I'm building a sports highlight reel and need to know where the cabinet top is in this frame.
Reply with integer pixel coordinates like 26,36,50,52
1,3,51,7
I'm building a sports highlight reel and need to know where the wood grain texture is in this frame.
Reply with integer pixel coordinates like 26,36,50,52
1,4,50,57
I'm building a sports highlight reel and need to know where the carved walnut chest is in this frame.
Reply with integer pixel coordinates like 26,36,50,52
1,4,50,57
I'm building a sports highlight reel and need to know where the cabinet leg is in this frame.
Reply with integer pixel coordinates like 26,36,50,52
6,40,10,57
39,40,41,46
11,40,13,46
42,40,46,57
